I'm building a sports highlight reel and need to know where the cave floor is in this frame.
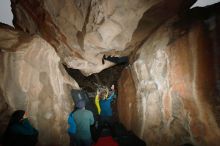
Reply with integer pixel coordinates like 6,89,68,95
86,94,146,146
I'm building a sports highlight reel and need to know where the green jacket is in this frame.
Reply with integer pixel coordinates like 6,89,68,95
73,109,94,140
9,118,38,135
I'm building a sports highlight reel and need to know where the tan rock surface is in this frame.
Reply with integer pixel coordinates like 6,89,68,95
118,18,220,146
2,0,220,146
11,0,188,75
0,24,79,146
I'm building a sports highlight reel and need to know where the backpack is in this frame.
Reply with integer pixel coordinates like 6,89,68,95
71,89,89,105
68,112,76,134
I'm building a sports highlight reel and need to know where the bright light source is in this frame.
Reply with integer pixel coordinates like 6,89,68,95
0,0,13,26
191,0,220,8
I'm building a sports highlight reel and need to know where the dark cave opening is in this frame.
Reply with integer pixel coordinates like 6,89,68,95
64,63,128,120
64,63,147,146
64,63,128,92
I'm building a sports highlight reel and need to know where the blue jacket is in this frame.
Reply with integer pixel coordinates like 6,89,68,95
68,112,76,134
100,92,115,117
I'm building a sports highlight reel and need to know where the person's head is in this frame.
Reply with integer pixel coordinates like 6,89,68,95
76,100,85,109
99,87,109,100
9,110,25,124
100,91,107,100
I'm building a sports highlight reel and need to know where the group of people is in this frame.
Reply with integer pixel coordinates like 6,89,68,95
67,84,117,146
0,84,197,146
0,84,116,146
0,55,127,146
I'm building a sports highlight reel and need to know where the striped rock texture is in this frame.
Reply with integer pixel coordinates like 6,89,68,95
11,0,186,75
0,24,79,146
118,9,220,146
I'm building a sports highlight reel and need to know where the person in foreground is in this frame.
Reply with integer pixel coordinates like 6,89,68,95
73,100,94,146
2,110,38,146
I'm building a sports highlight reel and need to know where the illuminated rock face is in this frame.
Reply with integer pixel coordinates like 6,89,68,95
0,24,79,146
11,0,186,75
3,0,220,146
118,17,220,146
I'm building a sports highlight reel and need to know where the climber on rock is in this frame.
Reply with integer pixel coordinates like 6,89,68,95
102,54,129,65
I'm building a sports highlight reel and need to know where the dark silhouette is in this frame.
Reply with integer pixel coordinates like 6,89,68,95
93,124,119,146
2,110,38,146
102,55,129,65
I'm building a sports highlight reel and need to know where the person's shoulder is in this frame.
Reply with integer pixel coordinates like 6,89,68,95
84,109,92,112
99,99,106,102
68,112,73,118
74,109,81,114
84,109,93,115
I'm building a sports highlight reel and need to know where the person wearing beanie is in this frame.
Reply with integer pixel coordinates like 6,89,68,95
76,100,86,109
73,100,94,146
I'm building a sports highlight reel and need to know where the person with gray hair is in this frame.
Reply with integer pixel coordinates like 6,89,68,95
73,100,94,146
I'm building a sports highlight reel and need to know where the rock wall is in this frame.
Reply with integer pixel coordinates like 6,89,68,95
118,17,220,146
0,24,79,146
11,0,186,75
2,0,220,146
206,7,220,127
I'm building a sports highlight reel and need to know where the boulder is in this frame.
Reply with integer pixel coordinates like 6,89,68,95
0,23,79,146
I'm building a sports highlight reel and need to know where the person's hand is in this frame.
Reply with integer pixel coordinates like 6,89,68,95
23,112,28,119
111,85,115,90
96,89,100,95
